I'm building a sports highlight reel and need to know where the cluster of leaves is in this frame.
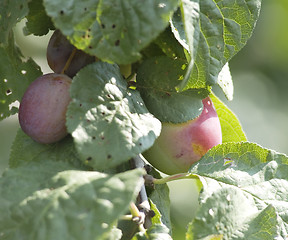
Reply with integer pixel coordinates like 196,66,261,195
3,0,288,239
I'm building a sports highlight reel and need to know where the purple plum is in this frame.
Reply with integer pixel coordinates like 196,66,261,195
47,30,94,77
19,73,72,144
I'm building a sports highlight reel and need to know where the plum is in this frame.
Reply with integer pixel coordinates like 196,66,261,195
18,73,72,144
143,97,222,175
47,30,95,77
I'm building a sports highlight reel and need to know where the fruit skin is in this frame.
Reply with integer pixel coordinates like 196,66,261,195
143,97,222,175
18,73,72,144
47,30,94,77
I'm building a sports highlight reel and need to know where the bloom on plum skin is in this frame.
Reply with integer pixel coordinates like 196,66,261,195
18,73,72,144
143,97,222,175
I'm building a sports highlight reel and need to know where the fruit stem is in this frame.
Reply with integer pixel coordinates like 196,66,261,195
120,214,133,221
61,47,77,75
129,202,142,219
153,172,197,185
129,202,146,233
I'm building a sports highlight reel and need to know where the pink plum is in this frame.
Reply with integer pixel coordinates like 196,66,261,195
143,97,222,175
18,73,72,144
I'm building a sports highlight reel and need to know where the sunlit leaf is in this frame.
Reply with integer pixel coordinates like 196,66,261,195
66,62,161,170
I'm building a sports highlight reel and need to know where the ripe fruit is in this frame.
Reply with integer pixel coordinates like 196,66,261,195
47,30,94,77
18,73,72,144
143,97,222,175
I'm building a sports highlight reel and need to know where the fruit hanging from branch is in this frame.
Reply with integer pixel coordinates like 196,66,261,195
47,30,95,77
18,73,72,144
143,97,222,175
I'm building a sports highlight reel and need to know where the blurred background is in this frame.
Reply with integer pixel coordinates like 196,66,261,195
0,0,287,238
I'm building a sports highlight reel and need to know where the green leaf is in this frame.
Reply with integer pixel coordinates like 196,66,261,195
188,142,288,239
127,166,173,239
154,27,187,60
104,227,123,240
187,188,278,240
24,0,54,36
43,0,179,64
0,34,42,120
217,63,233,101
132,224,172,240
117,166,172,239
9,129,85,169
0,0,29,44
66,62,161,171
210,94,247,143
0,160,144,240
136,56,210,123
171,0,201,55
172,0,200,91
147,168,171,231
173,0,262,89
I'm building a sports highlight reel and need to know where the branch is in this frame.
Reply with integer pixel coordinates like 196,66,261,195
130,155,155,229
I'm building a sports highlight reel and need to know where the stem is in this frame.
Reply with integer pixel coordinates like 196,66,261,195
120,214,133,221
129,202,146,233
153,172,196,185
129,202,141,219
60,48,77,74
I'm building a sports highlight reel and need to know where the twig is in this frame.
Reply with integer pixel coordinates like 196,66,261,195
130,155,154,229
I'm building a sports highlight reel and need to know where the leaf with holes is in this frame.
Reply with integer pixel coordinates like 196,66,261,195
66,62,161,171
0,34,42,120
43,0,179,64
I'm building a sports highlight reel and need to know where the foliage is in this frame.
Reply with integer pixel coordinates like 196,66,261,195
187,142,288,239
0,160,144,240
2,0,287,239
